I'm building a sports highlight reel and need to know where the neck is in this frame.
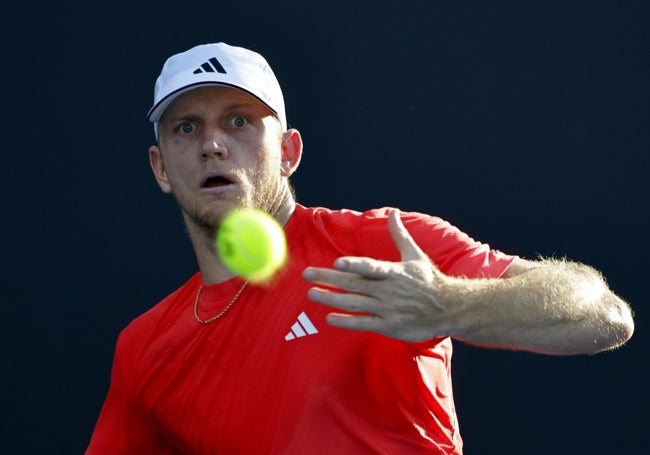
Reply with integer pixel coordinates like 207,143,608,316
187,195,296,285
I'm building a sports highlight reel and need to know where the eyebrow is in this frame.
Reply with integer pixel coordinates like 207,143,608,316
162,95,273,126
223,100,270,115
163,113,202,125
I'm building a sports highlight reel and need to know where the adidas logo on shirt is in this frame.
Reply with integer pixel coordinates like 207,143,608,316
285,312,318,341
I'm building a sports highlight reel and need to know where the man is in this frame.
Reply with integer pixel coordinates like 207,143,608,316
86,42,634,454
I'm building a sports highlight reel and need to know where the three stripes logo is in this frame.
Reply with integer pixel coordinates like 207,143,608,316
285,312,318,341
193,57,227,75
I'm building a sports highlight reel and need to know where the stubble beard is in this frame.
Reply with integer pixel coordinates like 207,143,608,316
180,172,289,238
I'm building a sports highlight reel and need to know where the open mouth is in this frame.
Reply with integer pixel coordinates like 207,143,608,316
202,175,234,189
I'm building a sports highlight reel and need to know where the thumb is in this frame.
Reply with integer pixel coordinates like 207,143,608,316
387,209,428,262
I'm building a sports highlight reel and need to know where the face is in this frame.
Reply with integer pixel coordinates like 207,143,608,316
149,86,301,232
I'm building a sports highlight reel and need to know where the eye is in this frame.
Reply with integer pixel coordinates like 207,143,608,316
179,122,195,134
230,116,248,128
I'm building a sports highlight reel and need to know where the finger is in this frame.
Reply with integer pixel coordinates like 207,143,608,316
325,312,386,332
303,266,383,294
387,209,428,262
306,286,377,313
332,256,392,280
303,266,349,284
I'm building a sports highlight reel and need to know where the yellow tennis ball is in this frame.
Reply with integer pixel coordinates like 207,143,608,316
216,208,287,283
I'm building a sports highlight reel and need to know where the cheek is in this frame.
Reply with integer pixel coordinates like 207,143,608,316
265,155,284,176
252,143,282,171
162,158,195,189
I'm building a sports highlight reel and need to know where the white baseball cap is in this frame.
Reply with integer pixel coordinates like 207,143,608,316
147,42,287,137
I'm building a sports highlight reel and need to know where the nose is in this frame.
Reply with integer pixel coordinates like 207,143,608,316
201,131,228,160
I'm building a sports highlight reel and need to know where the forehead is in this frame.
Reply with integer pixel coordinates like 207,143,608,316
162,86,272,120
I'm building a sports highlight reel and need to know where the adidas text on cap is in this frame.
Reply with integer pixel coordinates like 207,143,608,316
148,43,287,137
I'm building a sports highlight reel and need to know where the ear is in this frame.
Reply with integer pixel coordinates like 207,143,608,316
149,145,172,194
280,128,303,177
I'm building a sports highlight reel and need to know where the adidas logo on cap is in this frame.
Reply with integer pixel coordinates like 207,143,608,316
193,57,226,74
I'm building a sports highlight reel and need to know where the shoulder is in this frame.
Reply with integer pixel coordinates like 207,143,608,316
117,273,202,352
501,257,539,277
293,204,445,230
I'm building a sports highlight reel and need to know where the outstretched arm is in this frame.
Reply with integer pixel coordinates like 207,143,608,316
302,210,634,355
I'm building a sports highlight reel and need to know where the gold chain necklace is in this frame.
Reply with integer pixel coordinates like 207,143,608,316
194,280,249,324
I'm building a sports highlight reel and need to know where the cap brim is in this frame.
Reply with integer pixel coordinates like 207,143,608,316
147,82,279,123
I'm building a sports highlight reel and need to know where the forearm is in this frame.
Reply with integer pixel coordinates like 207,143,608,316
303,212,634,353
445,259,634,355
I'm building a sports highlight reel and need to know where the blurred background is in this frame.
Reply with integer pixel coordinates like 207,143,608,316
2,0,648,453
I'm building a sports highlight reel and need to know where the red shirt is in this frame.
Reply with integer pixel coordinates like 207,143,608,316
86,205,515,454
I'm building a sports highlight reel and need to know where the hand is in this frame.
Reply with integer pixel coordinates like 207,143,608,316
302,210,458,342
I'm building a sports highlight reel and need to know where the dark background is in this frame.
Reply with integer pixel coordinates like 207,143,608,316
3,0,648,453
